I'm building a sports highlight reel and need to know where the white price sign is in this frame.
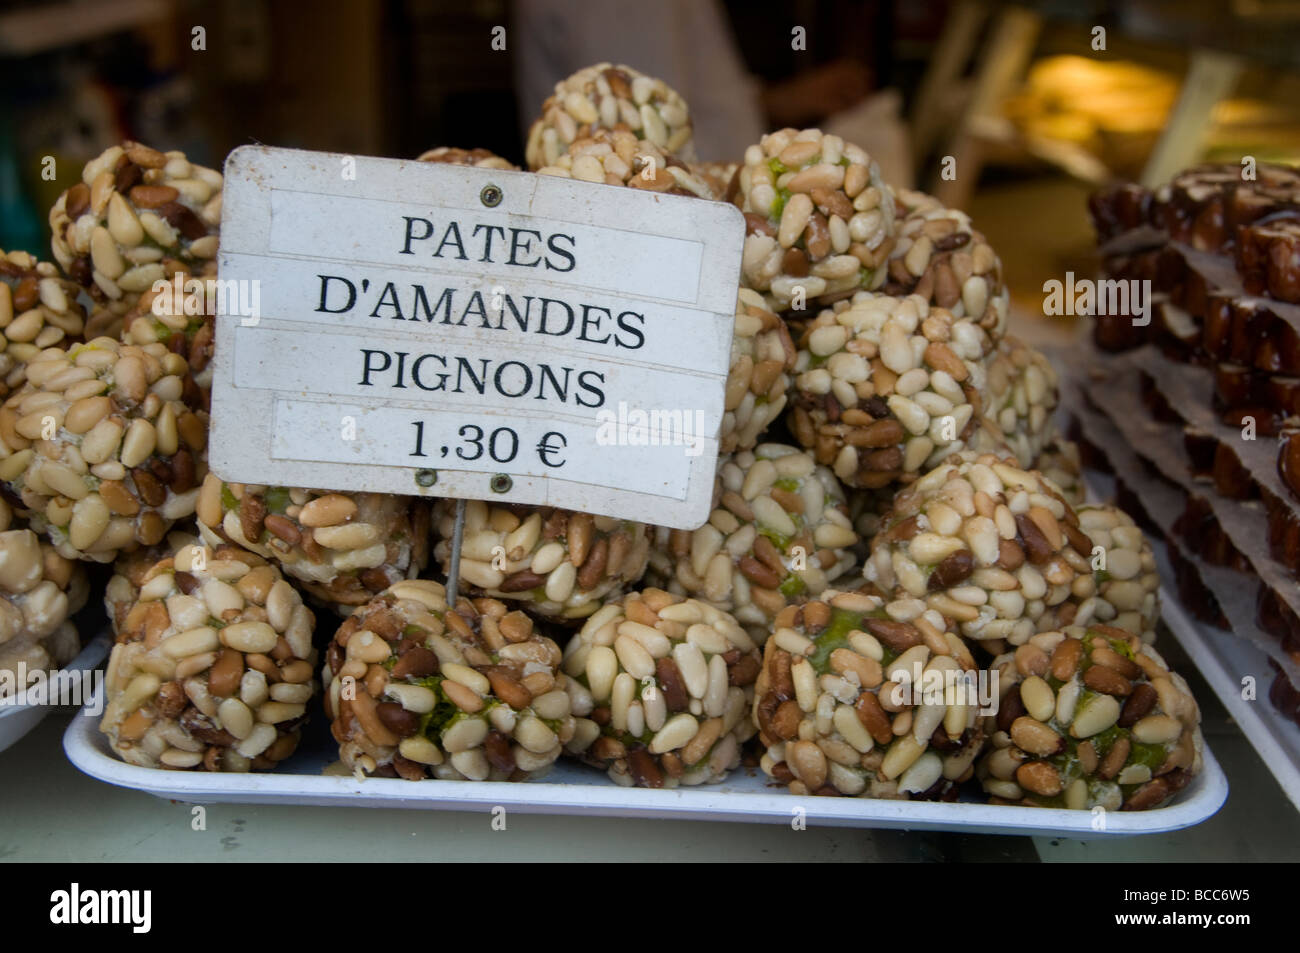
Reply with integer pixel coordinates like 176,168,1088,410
209,146,744,528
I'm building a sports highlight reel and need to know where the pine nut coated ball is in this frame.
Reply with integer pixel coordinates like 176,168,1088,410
0,250,86,399
788,291,993,490
433,500,650,621
0,337,207,562
755,588,985,798
560,588,760,787
863,451,1096,648
647,443,858,640
195,475,429,615
50,142,222,319
736,128,897,313
526,63,694,170
100,538,317,772
979,624,1202,810
323,580,571,781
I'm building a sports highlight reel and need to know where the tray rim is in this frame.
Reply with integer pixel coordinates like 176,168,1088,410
63,679,1228,838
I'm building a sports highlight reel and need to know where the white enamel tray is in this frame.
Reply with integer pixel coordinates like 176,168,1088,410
63,675,1227,837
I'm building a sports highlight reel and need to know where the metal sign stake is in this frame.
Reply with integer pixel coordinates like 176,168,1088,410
444,497,467,608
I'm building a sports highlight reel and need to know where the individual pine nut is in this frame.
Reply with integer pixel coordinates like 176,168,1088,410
450,749,490,780
610,671,636,731
545,560,577,603
515,714,558,754
673,642,709,698
160,625,219,659
385,683,437,713
618,620,671,658
686,622,729,655
236,723,277,758
649,712,698,753
311,522,381,550
119,418,156,467
1020,675,1056,722
220,621,278,654
531,689,570,720
614,633,655,679
64,395,111,434
773,627,814,656
216,697,255,739
1131,713,1181,745
200,581,244,622
269,682,312,704
1070,693,1121,738
585,645,618,701
704,653,728,717
441,662,490,696
68,494,110,549
159,748,204,768
531,541,566,574
297,493,357,527
399,735,443,765
442,717,489,752
879,734,926,780
346,630,391,664
1010,716,1063,756
791,657,818,711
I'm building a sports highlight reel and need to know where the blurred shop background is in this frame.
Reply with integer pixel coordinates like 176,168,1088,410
4,0,1300,318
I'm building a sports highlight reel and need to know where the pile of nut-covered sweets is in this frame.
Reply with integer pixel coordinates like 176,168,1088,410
0,63,1205,811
